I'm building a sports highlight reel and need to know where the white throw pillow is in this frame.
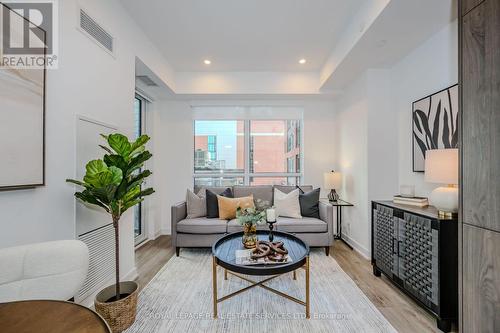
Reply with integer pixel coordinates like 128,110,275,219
186,189,206,218
273,188,302,219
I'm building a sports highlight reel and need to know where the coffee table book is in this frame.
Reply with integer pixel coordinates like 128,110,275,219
393,195,429,207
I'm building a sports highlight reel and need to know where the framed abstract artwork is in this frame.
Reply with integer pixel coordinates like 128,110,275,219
412,84,459,172
0,4,46,189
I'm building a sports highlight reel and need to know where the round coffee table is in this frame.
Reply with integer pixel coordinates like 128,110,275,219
0,300,111,333
212,230,310,318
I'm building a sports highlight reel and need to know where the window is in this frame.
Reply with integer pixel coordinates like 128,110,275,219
194,119,302,187
194,120,245,174
195,177,244,188
250,120,301,173
134,94,147,245
249,176,300,186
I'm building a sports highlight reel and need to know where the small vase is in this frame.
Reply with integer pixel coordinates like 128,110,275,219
242,222,257,249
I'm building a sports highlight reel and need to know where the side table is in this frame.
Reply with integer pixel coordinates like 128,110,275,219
320,198,354,250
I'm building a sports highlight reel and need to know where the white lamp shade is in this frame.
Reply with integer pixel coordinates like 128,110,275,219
324,171,342,189
424,149,458,185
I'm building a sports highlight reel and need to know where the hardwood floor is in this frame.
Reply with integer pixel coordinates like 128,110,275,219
330,241,447,333
134,235,175,291
135,236,448,332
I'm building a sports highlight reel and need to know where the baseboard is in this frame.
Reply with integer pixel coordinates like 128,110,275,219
340,234,370,259
135,239,150,250
157,228,170,237
142,229,171,243
79,266,138,308
123,267,138,281
135,229,171,250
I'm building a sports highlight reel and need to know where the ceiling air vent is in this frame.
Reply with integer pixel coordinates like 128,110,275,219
79,8,114,55
136,75,158,87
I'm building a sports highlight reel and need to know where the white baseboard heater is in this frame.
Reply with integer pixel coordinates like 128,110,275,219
76,223,115,303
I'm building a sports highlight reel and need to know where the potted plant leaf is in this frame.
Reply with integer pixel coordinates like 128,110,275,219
237,199,269,248
67,133,154,332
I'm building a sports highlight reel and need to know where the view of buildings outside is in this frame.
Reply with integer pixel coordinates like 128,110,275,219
194,119,301,187
249,120,300,185
194,120,244,172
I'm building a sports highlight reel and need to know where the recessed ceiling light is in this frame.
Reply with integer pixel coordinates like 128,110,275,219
204,59,211,65
299,58,307,64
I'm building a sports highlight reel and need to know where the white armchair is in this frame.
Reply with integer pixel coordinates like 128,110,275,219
0,240,89,302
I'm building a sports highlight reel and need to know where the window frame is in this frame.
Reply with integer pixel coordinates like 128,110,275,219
134,93,148,246
193,118,303,186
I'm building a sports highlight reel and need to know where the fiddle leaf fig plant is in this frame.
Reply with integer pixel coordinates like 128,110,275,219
67,133,154,300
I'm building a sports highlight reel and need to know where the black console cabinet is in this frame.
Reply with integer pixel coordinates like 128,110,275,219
371,201,458,332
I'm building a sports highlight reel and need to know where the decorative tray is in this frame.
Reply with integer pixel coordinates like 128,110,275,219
235,241,292,266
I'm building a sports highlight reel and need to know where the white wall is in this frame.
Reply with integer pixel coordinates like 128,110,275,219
0,0,175,293
150,100,193,236
392,20,458,198
366,70,399,203
335,20,458,257
336,69,399,257
336,73,370,256
175,72,321,94
151,99,337,234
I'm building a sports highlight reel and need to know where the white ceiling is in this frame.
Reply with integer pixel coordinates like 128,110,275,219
321,0,458,91
121,0,367,72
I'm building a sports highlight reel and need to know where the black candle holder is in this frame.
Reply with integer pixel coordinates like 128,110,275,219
267,220,276,242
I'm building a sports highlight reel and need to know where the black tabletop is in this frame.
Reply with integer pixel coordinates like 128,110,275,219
373,200,448,220
212,231,310,276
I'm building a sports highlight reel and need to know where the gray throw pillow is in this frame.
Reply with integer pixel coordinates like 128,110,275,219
186,189,206,219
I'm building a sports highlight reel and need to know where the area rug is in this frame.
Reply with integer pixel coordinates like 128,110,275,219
126,249,396,333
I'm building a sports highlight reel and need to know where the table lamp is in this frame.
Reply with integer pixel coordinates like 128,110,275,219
324,171,342,202
424,149,459,218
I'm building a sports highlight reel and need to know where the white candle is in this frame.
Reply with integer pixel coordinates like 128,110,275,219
266,208,276,222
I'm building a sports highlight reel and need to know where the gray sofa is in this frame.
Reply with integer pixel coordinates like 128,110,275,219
171,185,334,256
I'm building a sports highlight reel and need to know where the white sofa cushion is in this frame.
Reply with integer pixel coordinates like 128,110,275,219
0,240,89,302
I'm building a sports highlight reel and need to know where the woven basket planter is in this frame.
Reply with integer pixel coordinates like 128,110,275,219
95,281,138,333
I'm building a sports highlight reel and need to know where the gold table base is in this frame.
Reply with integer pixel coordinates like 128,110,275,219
212,256,310,319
